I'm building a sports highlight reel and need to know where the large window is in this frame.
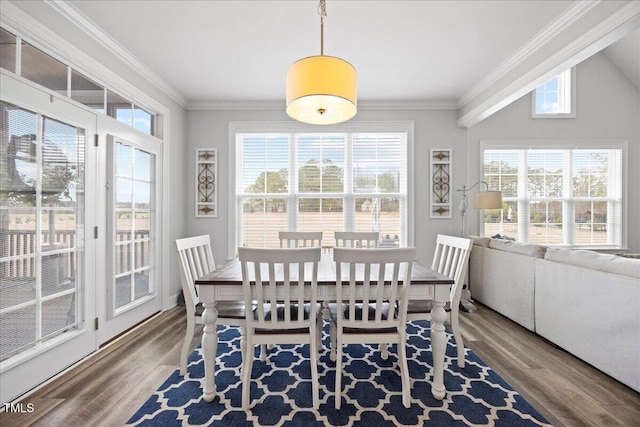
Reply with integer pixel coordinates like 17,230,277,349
481,142,624,248
234,128,409,249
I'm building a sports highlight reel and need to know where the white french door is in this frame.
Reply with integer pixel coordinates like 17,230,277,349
95,122,161,344
0,73,98,403
0,73,163,402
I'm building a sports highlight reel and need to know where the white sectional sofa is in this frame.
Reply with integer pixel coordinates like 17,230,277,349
469,238,640,393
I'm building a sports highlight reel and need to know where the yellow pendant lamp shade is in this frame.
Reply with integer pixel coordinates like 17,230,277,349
286,55,357,125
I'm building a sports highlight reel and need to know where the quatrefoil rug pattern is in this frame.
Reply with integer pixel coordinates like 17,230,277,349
126,321,551,426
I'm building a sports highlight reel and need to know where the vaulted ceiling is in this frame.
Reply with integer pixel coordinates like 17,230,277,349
5,1,640,127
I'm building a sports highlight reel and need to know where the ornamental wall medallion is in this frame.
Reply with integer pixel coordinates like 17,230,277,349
430,148,452,218
196,148,217,217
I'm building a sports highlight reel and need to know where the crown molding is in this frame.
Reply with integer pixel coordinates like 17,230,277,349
457,0,600,109
457,0,640,128
45,0,187,108
358,100,459,110
0,1,179,112
188,100,283,111
187,99,458,111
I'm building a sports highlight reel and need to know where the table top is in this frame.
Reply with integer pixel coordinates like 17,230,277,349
196,253,454,286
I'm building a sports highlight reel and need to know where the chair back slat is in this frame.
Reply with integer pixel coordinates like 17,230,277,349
174,235,217,307
334,247,416,330
279,231,323,248
334,231,379,249
239,247,321,331
431,234,473,303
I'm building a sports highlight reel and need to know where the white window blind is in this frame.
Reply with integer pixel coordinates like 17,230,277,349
236,131,408,249
482,144,624,248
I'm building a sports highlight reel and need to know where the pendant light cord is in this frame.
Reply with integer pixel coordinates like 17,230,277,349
318,0,327,55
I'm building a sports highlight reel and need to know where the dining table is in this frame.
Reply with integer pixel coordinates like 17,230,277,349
195,252,455,403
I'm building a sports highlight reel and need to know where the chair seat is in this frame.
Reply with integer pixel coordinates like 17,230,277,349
195,301,247,319
329,303,397,334
253,304,318,334
406,300,452,314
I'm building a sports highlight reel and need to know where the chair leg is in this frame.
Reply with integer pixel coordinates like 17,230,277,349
260,344,267,361
398,334,411,408
180,314,196,376
450,310,465,368
310,329,320,409
242,338,254,410
316,315,323,359
240,326,246,365
334,341,343,409
330,319,337,362
380,343,389,360
320,302,332,358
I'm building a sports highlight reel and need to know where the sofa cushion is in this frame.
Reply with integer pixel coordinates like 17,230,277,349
544,248,640,279
472,236,491,247
488,239,548,258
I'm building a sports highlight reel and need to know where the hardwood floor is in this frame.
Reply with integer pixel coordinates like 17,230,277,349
460,304,640,427
1,303,638,426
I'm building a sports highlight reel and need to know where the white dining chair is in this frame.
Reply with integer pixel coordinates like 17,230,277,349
332,247,416,409
405,234,472,368
334,231,379,248
279,231,323,248
174,235,248,376
238,246,322,410
327,231,380,359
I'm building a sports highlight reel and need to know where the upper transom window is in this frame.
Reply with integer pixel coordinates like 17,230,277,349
532,68,576,118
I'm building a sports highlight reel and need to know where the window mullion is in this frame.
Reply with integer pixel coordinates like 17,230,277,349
35,114,43,341
563,150,574,245
518,151,529,242
289,133,297,231
344,133,354,231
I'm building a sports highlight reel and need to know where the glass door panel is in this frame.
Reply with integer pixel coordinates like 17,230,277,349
1,73,97,403
1,104,86,360
108,137,154,316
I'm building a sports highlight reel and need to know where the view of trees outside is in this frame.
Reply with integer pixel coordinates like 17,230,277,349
239,133,404,248
0,104,84,360
483,149,616,245
113,142,153,309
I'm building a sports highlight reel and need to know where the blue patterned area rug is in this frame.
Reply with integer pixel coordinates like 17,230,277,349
126,321,551,426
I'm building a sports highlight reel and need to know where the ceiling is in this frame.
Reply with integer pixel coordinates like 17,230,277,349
41,1,640,110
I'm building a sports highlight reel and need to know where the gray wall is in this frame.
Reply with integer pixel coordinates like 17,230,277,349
187,51,640,268
468,52,640,252
186,108,467,267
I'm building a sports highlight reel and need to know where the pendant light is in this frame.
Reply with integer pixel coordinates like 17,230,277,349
286,0,357,125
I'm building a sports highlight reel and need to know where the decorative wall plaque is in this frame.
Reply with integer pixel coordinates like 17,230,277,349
196,148,218,217
430,148,452,218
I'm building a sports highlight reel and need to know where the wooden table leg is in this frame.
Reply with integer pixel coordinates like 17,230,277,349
201,300,218,402
430,299,447,400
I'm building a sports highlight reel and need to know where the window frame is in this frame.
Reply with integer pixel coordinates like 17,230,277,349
531,67,576,118
479,140,627,250
1,25,157,136
228,121,414,257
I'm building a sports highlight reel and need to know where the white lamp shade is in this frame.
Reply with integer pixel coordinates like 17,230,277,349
472,191,502,209
286,55,357,125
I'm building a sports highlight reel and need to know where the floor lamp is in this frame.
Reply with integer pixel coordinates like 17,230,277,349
457,181,503,237
457,181,502,312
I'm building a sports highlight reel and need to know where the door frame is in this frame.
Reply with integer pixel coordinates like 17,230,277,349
0,72,99,403
95,120,164,345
